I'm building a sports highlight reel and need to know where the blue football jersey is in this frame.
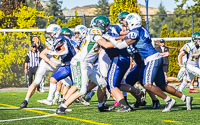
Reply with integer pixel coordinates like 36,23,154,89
53,36,76,64
126,27,157,60
104,25,129,59
107,25,121,37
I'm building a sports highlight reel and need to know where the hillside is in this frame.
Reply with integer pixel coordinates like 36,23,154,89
70,4,173,16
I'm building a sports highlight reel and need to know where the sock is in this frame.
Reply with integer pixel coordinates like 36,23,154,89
55,91,60,98
98,102,104,107
124,96,127,102
178,81,188,92
119,98,128,106
190,86,194,89
181,94,186,102
25,98,30,103
164,96,171,102
47,83,57,101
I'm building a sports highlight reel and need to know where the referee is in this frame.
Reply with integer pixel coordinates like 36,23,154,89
24,43,40,87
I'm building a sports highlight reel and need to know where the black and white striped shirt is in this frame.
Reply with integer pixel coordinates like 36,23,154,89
25,50,40,68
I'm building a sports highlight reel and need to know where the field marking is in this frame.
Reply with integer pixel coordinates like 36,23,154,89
26,108,56,111
0,114,53,122
163,120,178,123
0,103,111,125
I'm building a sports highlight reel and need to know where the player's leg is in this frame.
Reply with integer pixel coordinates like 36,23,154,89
20,60,51,108
186,64,200,93
38,64,71,105
142,58,176,112
124,64,146,108
107,56,133,112
89,70,110,112
56,62,89,114
52,81,62,105
155,61,193,111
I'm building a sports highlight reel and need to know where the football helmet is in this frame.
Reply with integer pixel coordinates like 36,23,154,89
124,13,142,30
61,27,74,39
45,24,62,40
90,15,111,33
74,25,88,39
118,11,129,25
192,32,200,46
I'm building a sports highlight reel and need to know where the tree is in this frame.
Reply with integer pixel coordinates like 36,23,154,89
67,11,81,28
44,0,64,24
171,0,200,33
0,6,46,87
109,0,141,24
149,2,173,37
95,0,110,16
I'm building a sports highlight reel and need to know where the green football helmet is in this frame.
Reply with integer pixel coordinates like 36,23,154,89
90,15,111,33
61,27,74,38
192,32,200,46
118,11,129,25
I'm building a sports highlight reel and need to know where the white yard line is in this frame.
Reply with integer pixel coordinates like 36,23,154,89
25,108,56,111
0,114,53,122
0,107,18,109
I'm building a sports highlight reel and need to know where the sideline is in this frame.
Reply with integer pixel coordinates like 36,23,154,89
0,103,111,125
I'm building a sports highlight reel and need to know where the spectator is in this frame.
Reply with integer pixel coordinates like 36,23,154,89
24,43,40,89
155,39,169,82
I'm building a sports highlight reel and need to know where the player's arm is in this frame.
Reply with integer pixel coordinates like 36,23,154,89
178,51,186,67
120,30,128,36
40,48,57,69
115,35,126,41
95,35,115,49
102,34,137,49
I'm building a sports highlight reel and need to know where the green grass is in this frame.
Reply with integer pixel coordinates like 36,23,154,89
0,88,200,125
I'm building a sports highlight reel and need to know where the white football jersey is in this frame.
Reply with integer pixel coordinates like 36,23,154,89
45,39,62,66
184,42,200,66
71,27,102,64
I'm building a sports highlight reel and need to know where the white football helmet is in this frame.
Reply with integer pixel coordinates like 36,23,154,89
74,25,88,39
45,24,62,40
124,13,142,30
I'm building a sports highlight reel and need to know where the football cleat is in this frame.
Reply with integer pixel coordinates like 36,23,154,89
131,101,146,108
56,105,67,114
185,96,193,110
189,89,199,93
162,98,176,112
115,104,133,112
20,100,28,108
79,96,90,106
152,100,160,109
98,103,115,112
37,99,52,106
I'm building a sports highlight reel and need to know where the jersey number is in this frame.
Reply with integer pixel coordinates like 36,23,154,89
92,29,101,35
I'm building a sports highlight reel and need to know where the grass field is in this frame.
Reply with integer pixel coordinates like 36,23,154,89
0,88,200,125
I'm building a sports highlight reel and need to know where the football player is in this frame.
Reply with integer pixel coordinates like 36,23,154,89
99,13,193,112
